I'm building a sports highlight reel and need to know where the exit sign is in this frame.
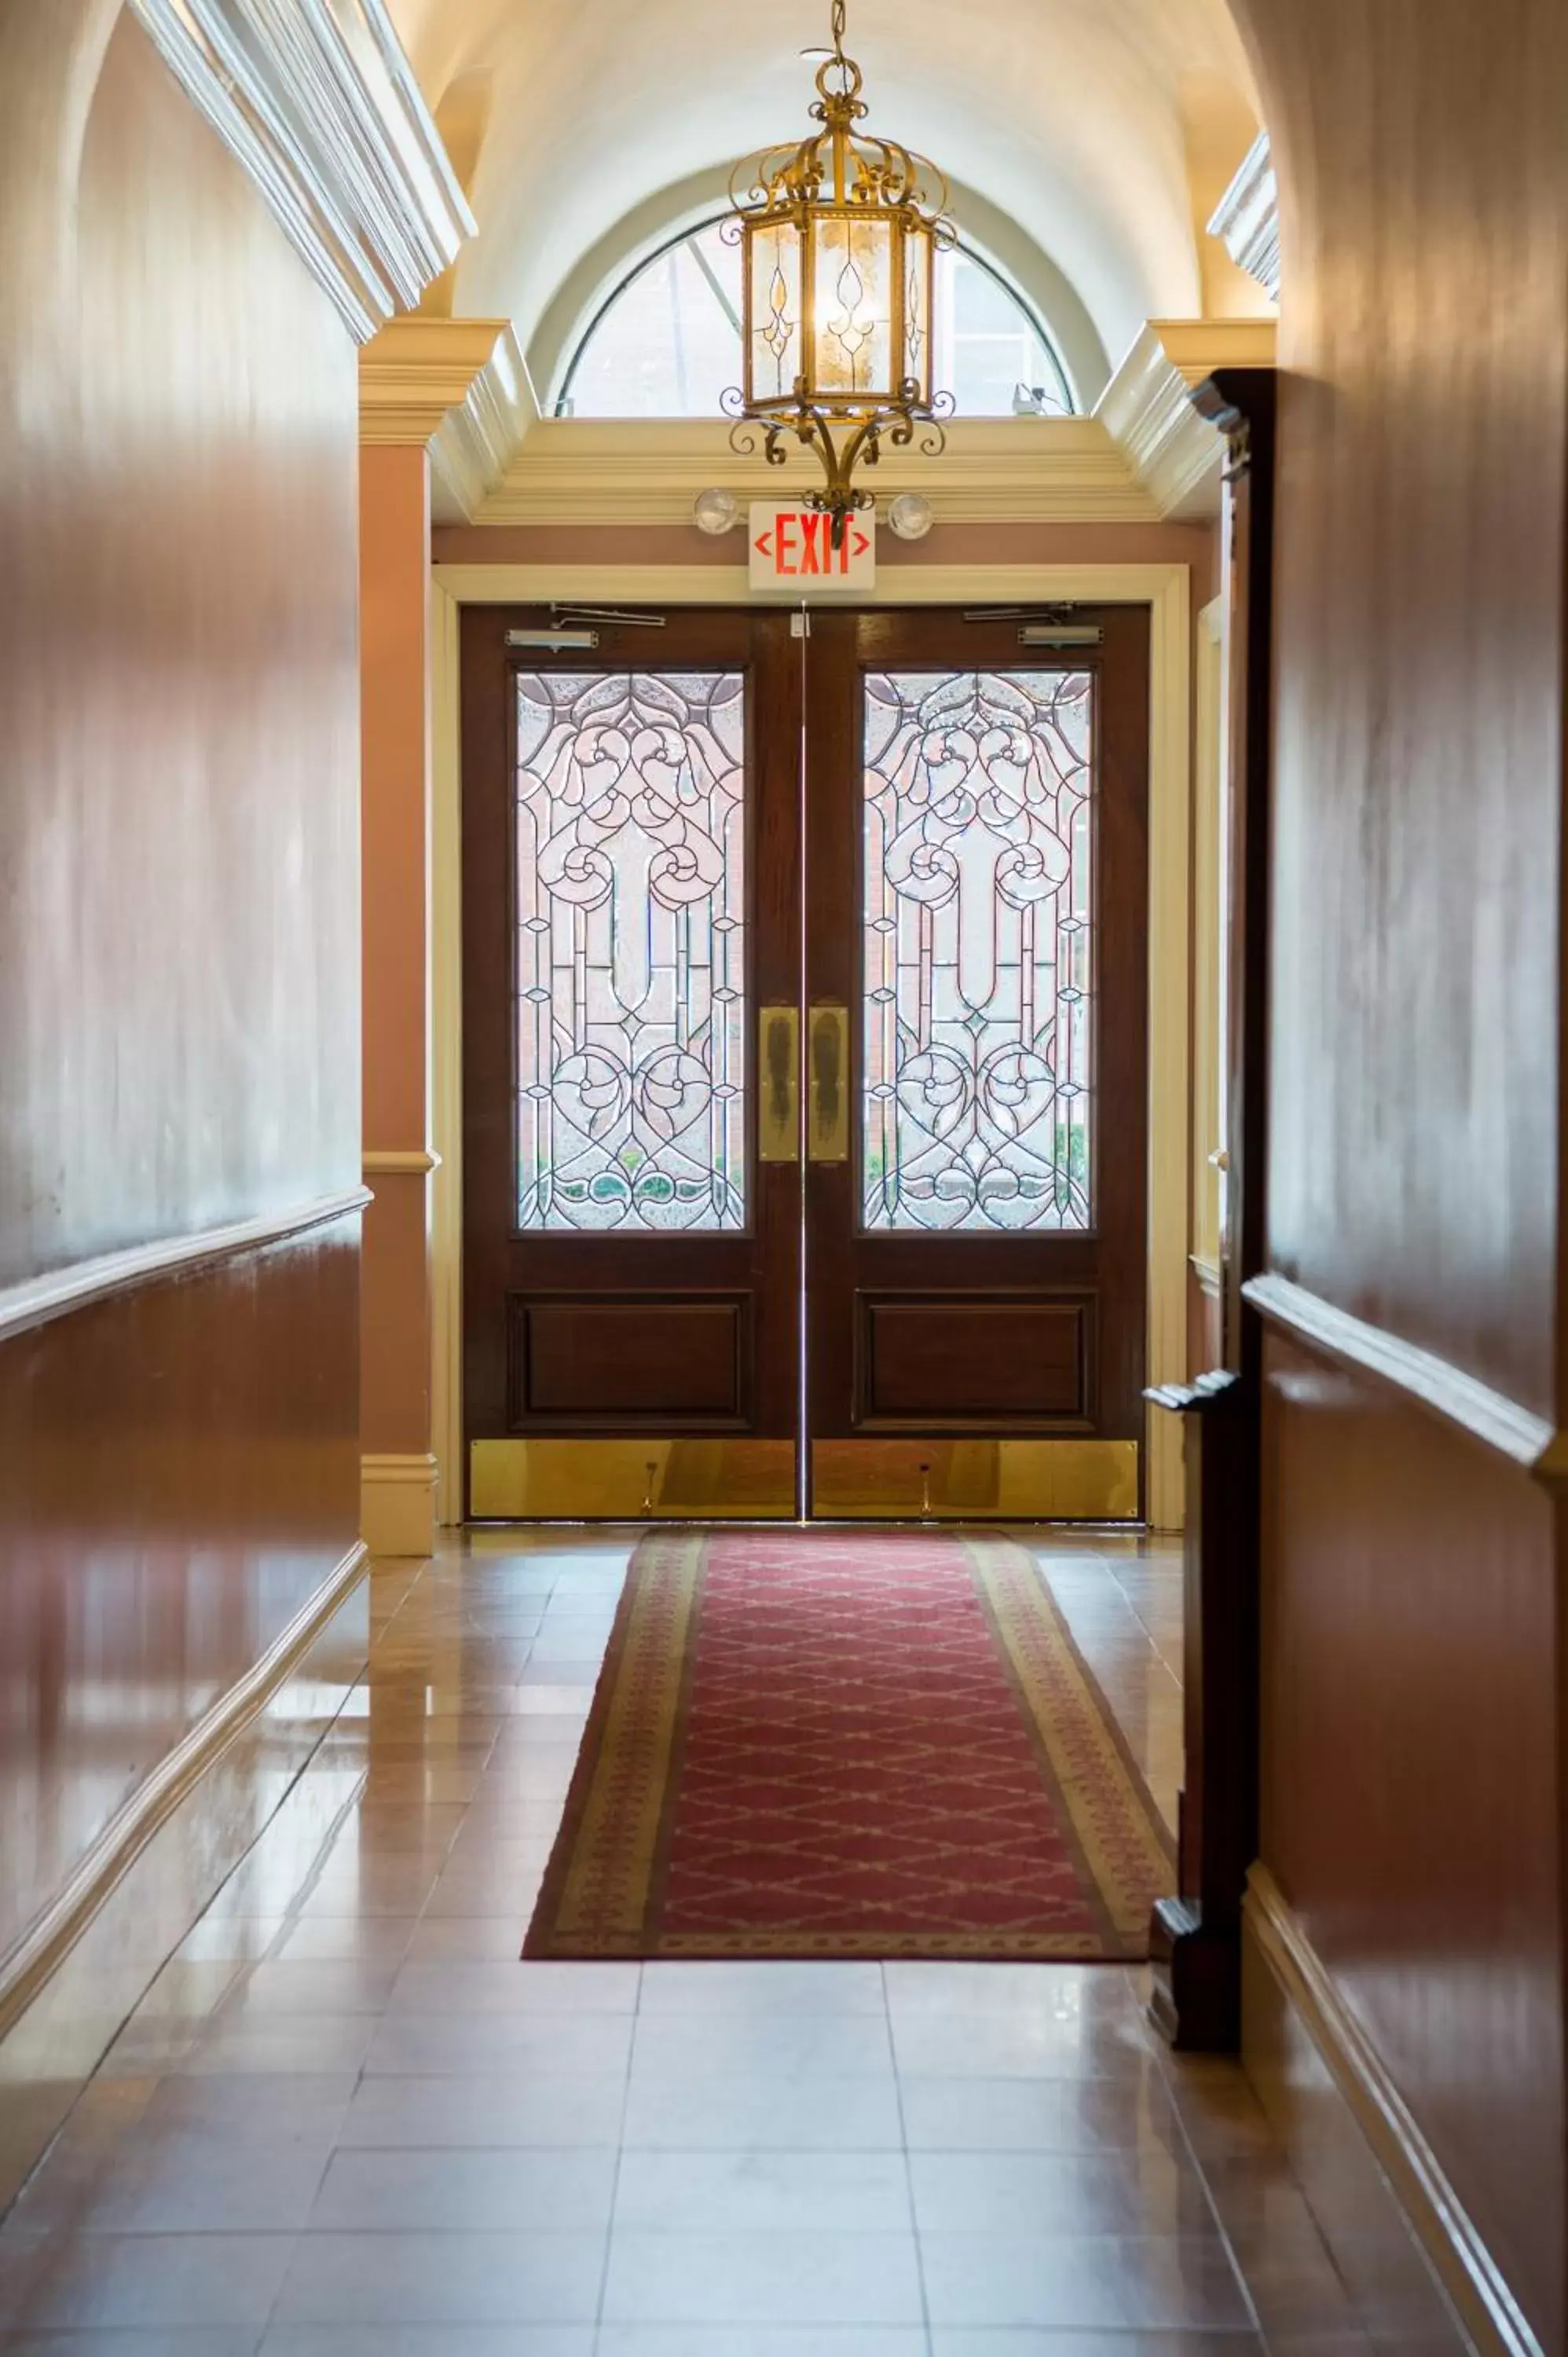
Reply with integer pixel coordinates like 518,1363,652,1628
749,504,875,594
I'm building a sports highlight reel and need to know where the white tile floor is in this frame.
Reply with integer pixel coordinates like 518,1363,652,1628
0,1529,1369,2354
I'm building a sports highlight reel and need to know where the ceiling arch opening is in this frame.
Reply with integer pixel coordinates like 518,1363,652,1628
544,202,1102,427
385,0,1268,386
525,165,1116,420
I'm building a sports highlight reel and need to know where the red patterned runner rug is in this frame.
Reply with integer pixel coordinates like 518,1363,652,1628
525,1528,1173,1962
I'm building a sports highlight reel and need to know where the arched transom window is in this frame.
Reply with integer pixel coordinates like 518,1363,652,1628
556,218,1075,420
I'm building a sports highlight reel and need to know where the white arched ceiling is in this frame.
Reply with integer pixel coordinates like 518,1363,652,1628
385,0,1261,373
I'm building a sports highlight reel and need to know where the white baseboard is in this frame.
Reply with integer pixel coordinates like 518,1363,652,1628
361,1451,439,1556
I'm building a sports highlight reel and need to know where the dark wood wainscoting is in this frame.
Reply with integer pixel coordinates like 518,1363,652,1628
0,1218,362,1973
1255,1320,1560,2353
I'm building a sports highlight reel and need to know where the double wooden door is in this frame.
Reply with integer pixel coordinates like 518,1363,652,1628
462,602,1149,1521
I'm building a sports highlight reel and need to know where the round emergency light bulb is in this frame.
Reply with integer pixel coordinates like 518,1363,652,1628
693,487,740,536
887,493,934,541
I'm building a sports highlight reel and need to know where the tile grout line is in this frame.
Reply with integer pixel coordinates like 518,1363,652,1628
884,1959,938,2357
592,1959,644,2350
1149,2044,1270,2350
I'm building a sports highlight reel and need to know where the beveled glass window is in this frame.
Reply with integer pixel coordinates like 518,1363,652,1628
862,669,1094,1231
515,671,746,1232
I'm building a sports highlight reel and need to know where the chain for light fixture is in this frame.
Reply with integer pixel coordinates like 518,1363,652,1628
722,0,955,546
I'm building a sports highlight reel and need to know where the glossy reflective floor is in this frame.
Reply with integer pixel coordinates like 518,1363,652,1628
0,1530,1370,2353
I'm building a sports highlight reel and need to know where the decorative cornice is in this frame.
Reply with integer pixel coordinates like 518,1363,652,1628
470,416,1161,529
1208,133,1280,304
359,316,531,497
430,333,540,524
128,0,472,343
412,313,1275,530
1244,1271,1555,1472
0,1188,371,1347
1095,319,1277,520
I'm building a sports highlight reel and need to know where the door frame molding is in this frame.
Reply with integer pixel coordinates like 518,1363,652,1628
430,561,1191,1529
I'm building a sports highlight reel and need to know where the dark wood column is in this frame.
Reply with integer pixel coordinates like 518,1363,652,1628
1147,369,1276,2051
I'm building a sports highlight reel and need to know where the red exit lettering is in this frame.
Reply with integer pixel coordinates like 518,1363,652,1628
749,504,875,592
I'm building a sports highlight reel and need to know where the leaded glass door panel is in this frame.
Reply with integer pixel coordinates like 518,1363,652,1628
463,600,1150,1524
803,606,1150,1519
461,607,803,1519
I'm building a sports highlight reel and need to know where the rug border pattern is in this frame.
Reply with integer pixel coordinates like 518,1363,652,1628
526,1528,1174,1963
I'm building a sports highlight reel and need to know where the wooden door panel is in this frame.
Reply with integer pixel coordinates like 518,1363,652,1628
507,1293,751,1427
804,605,1151,1512
461,607,801,1516
856,1292,1094,1424
464,599,1150,1523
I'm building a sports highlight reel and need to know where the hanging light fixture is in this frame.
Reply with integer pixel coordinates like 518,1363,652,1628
724,0,954,545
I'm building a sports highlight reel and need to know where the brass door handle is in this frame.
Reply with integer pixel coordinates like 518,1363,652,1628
757,1006,800,1162
808,1004,849,1162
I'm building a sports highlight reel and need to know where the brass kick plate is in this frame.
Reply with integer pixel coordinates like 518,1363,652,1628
811,1439,1140,1521
471,1436,1136,1523
471,1439,797,1520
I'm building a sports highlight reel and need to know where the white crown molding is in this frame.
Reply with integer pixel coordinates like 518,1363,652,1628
359,317,538,518
1208,132,1280,305
359,315,538,522
430,328,540,525
1094,318,1277,520
441,321,1274,531
468,416,1162,529
128,0,473,342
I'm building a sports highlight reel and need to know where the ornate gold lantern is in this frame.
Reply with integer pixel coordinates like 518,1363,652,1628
724,0,954,544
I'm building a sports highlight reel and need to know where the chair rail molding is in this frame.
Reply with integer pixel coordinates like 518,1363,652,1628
0,1187,371,1346
1094,320,1277,521
1244,1270,1555,1470
127,0,474,340
362,1147,441,1176
1208,134,1281,305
